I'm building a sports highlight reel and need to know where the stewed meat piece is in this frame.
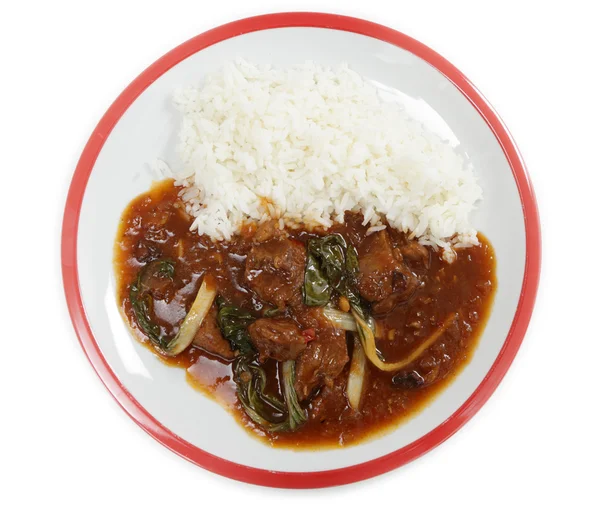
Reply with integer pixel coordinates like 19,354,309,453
371,275,420,315
308,376,348,423
135,240,159,263
192,304,236,360
294,329,349,401
252,219,287,243
356,230,406,302
245,237,306,308
356,230,421,313
248,318,308,362
400,239,430,267
292,302,332,330
356,230,397,302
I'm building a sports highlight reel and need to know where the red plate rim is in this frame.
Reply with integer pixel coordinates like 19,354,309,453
61,12,541,488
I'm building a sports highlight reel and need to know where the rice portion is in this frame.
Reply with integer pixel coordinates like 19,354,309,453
172,59,482,260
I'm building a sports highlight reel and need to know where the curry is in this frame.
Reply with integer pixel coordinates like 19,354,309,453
114,180,496,448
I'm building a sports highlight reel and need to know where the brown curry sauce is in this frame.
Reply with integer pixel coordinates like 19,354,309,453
114,180,496,448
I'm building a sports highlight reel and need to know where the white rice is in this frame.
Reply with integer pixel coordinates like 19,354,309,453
171,58,482,261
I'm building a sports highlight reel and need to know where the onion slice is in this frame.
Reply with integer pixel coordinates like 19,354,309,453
352,310,457,372
347,335,367,411
164,275,217,356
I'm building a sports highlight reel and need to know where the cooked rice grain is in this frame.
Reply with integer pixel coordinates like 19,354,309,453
171,59,482,260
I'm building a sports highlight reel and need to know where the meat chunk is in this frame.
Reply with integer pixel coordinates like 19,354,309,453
356,230,421,313
356,231,403,302
309,376,348,423
135,240,159,263
253,219,287,243
245,238,306,308
292,303,331,330
371,276,420,315
400,239,430,267
248,318,308,362
294,329,349,401
192,305,235,360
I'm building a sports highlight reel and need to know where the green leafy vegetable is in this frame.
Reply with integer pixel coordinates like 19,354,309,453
130,284,165,347
263,307,283,318
155,260,175,279
303,233,363,309
345,243,359,274
303,234,352,306
343,244,361,304
234,357,285,419
129,259,175,350
311,234,347,285
216,300,256,355
129,261,217,355
279,360,306,430
303,252,331,306
233,358,306,432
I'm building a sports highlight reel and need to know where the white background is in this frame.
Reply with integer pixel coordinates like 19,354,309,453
1,0,598,509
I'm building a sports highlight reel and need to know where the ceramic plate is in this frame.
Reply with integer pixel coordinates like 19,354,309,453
62,12,541,488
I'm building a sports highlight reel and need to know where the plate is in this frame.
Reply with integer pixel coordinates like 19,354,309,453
61,12,541,488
